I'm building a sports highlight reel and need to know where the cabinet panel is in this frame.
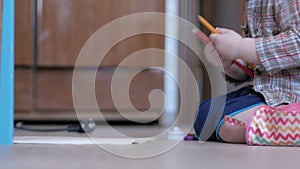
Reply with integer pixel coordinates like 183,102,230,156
38,0,165,67
101,34,165,67
36,68,164,111
14,0,165,121
14,69,33,110
15,0,34,65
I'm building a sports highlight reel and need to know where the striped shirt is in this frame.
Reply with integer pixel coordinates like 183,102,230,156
245,0,300,106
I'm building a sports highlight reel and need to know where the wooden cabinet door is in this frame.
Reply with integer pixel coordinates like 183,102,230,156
36,68,164,111
14,0,34,112
35,0,165,116
15,0,34,66
14,0,166,121
37,0,165,67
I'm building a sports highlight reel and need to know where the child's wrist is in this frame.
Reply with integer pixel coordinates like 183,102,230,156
238,38,258,64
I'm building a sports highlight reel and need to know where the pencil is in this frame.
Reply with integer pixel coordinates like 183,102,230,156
232,60,255,78
198,15,219,34
192,28,210,44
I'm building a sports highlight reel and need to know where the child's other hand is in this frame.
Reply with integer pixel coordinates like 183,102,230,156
204,43,248,80
209,28,243,62
203,42,232,69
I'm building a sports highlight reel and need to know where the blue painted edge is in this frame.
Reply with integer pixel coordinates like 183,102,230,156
0,0,15,145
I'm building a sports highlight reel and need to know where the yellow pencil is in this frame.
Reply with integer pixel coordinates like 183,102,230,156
198,15,219,34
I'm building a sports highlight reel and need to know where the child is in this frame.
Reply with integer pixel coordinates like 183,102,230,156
194,0,300,143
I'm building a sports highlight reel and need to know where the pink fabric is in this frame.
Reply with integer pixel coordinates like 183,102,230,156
246,103,300,146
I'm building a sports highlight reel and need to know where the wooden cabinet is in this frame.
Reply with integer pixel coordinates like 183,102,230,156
15,0,34,66
14,0,34,112
35,68,164,111
38,0,165,67
15,0,165,121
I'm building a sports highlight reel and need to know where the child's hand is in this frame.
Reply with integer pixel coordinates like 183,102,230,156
204,42,248,80
209,28,243,62
204,42,233,69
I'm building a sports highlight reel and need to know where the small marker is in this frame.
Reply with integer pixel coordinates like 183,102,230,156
184,134,198,141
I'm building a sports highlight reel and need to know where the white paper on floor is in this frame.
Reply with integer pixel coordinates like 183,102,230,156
14,136,155,145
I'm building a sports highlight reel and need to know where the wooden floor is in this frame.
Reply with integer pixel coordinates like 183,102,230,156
1,125,300,169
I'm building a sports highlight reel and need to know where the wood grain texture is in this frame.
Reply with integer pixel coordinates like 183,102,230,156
14,0,165,121
38,0,165,67
14,69,33,111
15,0,34,65
36,68,164,111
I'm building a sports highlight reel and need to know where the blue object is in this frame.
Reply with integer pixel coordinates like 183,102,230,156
193,86,265,141
0,0,15,145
